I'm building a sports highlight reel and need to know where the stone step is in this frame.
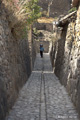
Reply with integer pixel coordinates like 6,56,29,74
5,53,79,120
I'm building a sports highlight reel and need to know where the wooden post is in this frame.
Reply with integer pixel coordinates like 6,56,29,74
47,0,52,17
28,25,33,70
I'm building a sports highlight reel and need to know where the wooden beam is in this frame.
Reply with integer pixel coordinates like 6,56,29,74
56,11,77,27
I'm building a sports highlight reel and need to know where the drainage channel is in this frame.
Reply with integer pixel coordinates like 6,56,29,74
39,58,48,120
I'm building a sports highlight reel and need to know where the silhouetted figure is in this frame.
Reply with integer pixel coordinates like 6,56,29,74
40,44,44,58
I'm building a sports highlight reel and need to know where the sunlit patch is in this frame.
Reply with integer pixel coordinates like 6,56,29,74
32,71,53,74
37,17,54,23
32,71,42,73
43,71,53,73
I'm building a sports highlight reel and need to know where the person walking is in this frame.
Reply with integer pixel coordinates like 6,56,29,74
40,44,44,58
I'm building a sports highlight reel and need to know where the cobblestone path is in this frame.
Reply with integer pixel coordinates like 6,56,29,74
6,53,79,120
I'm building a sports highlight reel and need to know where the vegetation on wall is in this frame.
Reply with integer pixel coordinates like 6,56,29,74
68,7,77,13
24,0,42,26
2,0,41,39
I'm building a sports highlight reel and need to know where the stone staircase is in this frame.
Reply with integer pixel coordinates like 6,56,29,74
5,53,79,120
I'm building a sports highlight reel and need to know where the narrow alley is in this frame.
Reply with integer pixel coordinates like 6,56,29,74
5,53,79,120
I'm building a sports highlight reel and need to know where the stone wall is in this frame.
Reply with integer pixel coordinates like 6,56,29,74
33,22,53,32
0,3,36,120
51,2,80,115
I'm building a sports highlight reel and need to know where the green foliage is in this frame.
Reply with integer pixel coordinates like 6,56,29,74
5,0,42,39
68,7,77,13
23,0,42,26
22,26,28,39
54,17,58,19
